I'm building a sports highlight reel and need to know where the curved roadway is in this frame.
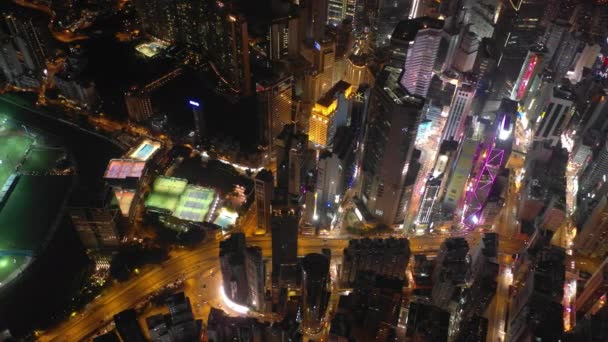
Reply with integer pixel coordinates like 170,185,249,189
38,233,524,341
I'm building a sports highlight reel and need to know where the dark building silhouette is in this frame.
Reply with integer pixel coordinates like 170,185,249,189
301,253,330,335
113,309,146,342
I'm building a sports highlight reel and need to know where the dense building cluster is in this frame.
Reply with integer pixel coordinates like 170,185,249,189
2,0,608,341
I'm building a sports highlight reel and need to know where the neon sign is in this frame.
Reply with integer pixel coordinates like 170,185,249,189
516,54,538,100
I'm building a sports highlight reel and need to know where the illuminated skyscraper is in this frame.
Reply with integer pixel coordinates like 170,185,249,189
441,82,476,142
314,151,343,222
189,99,204,146
327,0,357,26
219,233,265,310
301,253,330,335
268,16,300,61
204,4,252,96
256,75,295,147
389,17,444,70
219,233,249,306
245,246,265,312
308,80,352,147
360,66,424,226
400,25,442,97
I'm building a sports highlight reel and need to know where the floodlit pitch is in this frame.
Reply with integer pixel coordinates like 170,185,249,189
144,176,218,223
152,176,188,195
173,186,215,222
135,39,170,58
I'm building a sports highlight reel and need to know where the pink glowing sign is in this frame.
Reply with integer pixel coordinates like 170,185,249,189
516,54,538,100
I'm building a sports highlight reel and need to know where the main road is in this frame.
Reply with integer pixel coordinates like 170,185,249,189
38,233,524,341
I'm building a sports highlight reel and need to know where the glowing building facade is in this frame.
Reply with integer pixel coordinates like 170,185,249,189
511,47,547,101
308,81,352,147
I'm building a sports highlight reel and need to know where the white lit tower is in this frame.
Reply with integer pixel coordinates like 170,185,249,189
400,25,442,97
189,99,204,146
441,80,476,142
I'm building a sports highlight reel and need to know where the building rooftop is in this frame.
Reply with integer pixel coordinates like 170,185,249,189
104,159,146,180
315,80,353,115
391,17,445,44
378,66,425,107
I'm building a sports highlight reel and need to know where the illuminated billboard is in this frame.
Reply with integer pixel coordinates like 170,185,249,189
516,54,538,100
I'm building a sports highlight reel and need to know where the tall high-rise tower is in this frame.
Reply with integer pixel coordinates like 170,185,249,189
327,0,357,26
271,209,298,283
493,0,545,77
256,75,295,147
189,99,204,146
441,81,476,142
400,25,442,97
301,253,330,335
360,66,424,226
254,169,274,234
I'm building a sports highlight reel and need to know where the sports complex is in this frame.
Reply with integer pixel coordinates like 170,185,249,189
144,175,239,229
145,176,218,223
0,116,73,288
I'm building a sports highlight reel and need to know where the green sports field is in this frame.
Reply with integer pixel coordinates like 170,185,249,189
0,133,33,187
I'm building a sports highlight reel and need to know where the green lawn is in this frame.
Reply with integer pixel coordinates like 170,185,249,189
0,133,33,187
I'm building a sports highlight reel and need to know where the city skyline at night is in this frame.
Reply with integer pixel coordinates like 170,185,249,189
0,0,607,341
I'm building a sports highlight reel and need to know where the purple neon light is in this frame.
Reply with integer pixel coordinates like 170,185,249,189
462,146,505,227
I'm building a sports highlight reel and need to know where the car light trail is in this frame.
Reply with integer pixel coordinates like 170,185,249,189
220,285,250,314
